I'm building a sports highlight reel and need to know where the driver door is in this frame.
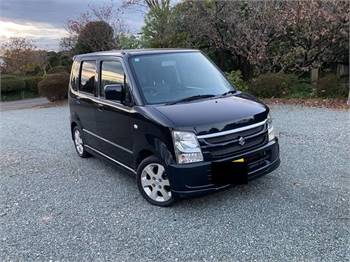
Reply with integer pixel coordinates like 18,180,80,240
95,59,134,167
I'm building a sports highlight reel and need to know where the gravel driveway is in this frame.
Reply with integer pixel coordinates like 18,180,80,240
0,105,349,261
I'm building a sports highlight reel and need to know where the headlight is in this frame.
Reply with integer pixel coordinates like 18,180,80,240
267,113,275,141
172,131,203,164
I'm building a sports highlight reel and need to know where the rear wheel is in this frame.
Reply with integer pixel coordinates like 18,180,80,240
73,126,90,158
137,156,175,206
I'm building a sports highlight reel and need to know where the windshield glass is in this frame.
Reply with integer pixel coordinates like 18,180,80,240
129,52,234,105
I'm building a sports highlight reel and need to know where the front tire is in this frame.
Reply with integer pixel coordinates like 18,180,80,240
72,126,90,158
137,156,175,207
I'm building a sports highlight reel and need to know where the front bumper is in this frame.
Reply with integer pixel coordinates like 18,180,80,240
167,138,280,198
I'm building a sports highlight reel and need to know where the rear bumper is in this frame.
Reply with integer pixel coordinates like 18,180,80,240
167,138,280,198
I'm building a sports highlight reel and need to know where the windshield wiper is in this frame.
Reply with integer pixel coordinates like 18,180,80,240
167,94,216,105
220,90,236,97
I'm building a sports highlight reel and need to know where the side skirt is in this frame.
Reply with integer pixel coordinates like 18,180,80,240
85,145,137,174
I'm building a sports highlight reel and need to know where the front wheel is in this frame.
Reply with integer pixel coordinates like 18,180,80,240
137,156,175,207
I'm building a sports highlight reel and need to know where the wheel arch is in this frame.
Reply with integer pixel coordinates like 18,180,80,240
135,149,154,167
70,122,78,140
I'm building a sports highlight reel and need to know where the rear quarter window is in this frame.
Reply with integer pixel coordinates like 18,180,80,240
80,60,96,95
70,61,80,91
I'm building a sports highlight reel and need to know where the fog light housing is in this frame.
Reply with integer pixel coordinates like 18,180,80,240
172,131,203,164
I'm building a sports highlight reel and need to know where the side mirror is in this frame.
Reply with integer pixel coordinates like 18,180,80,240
104,84,124,101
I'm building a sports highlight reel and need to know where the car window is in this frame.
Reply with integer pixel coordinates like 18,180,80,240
129,52,233,105
70,61,80,91
80,60,96,95
100,60,125,98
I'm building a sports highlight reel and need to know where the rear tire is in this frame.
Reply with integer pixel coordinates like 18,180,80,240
137,156,175,207
72,126,91,158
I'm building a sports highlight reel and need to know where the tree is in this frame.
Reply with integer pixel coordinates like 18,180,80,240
1,37,50,75
31,50,48,75
165,0,349,78
60,3,127,52
1,37,36,74
75,21,116,54
123,0,187,48
118,34,142,49
123,0,171,11
46,51,71,72
123,0,181,48
271,0,349,73
141,0,178,47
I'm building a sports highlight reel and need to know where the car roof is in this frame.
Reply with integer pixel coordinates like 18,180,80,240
74,48,199,60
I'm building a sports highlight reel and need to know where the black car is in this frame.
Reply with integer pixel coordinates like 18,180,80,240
69,49,280,206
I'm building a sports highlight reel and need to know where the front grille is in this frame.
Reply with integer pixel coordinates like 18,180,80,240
198,122,268,160
204,125,264,144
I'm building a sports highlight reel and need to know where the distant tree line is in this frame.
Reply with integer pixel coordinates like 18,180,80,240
134,0,349,80
1,0,349,101
63,0,349,99
0,37,72,101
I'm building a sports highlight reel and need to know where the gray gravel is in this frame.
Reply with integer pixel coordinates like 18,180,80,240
0,105,349,261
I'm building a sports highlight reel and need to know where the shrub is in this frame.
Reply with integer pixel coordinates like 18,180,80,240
315,74,348,98
288,81,313,98
48,66,69,74
248,73,297,98
38,73,69,102
1,77,26,93
226,70,248,92
24,76,43,93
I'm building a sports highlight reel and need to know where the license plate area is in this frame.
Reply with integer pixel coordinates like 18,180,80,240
211,159,248,185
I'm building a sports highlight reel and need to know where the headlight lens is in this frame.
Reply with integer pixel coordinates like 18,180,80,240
267,113,275,141
172,131,203,164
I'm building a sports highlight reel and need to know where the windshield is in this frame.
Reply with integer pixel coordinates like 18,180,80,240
129,52,234,105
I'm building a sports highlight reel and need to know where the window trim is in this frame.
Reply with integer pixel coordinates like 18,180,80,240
79,60,97,97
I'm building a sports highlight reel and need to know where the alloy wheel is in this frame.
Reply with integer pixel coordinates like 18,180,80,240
140,163,172,202
74,129,84,155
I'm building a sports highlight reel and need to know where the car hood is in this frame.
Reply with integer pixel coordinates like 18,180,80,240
151,95,268,136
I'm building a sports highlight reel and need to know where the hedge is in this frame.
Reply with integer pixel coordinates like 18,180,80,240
248,73,297,98
1,75,42,94
226,70,248,92
24,76,43,93
316,74,348,98
1,77,26,93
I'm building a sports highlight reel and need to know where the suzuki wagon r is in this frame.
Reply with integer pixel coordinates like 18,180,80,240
69,49,280,206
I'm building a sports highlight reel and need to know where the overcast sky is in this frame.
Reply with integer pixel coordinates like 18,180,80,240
0,0,145,51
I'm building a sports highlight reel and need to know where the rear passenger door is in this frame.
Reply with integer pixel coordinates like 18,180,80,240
77,60,100,149
95,59,134,167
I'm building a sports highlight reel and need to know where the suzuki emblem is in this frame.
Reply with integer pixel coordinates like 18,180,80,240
238,136,246,146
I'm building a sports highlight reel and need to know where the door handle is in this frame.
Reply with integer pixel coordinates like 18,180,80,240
97,103,104,111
